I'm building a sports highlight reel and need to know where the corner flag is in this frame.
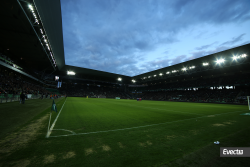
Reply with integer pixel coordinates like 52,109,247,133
51,100,57,112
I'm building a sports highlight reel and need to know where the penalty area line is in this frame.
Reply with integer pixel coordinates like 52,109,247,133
49,109,246,138
46,98,67,138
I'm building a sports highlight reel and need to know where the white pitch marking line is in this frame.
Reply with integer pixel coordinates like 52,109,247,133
53,129,76,135
46,99,67,138
49,109,247,138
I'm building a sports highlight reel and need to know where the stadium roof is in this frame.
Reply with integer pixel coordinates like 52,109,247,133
134,43,250,82
34,0,65,70
0,0,55,72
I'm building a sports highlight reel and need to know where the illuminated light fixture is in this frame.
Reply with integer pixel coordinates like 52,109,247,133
189,66,195,69
118,77,122,81
182,67,187,71
148,76,151,78
154,75,156,77
46,44,50,50
132,79,136,83
67,71,75,75
28,4,39,24
166,72,170,74
28,4,33,10
233,54,247,60
44,39,47,43
203,63,209,66
172,70,177,73
216,58,225,64
159,73,163,76
40,28,43,34
233,55,239,60
241,53,247,58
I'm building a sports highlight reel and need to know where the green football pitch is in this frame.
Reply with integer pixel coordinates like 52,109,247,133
1,97,250,167
48,98,249,138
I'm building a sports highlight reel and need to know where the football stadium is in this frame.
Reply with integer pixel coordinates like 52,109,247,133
0,0,250,166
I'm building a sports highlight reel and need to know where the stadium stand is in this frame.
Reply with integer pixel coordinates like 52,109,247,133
60,82,128,99
0,66,56,103
139,72,250,104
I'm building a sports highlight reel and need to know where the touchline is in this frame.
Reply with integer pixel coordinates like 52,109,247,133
223,149,243,155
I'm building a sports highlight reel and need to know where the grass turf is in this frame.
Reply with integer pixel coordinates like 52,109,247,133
0,98,63,139
0,97,249,167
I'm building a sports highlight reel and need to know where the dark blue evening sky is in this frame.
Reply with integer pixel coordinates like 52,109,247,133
61,0,250,76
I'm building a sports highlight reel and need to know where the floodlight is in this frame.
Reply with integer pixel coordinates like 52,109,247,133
189,66,195,69
182,68,187,71
28,4,33,10
159,73,163,76
233,54,247,61
154,75,156,77
216,58,225,64
166,72,170,74
132,79,136,83
44,39,47,43
118,77,122,81
241,54,247,58
148,76,151,78
203,62,209,66
67,71,75,75
172,70,176,73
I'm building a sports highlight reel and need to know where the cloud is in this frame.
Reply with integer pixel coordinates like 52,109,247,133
220,33,246,46
195,42,217,50
136,55,188,74
61,0,250,76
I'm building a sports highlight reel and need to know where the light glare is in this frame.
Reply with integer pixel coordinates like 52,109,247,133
189,66,195,69
67,71,75,75
28,4,33,10
216,59,225,64
203,63,209,66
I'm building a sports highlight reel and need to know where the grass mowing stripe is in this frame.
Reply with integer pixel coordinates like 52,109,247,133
46,98,67,138
49,109,246,138
103,100,204,116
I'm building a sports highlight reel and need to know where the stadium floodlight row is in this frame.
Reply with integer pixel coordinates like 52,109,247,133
140,53,248,81
17,0,57,69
